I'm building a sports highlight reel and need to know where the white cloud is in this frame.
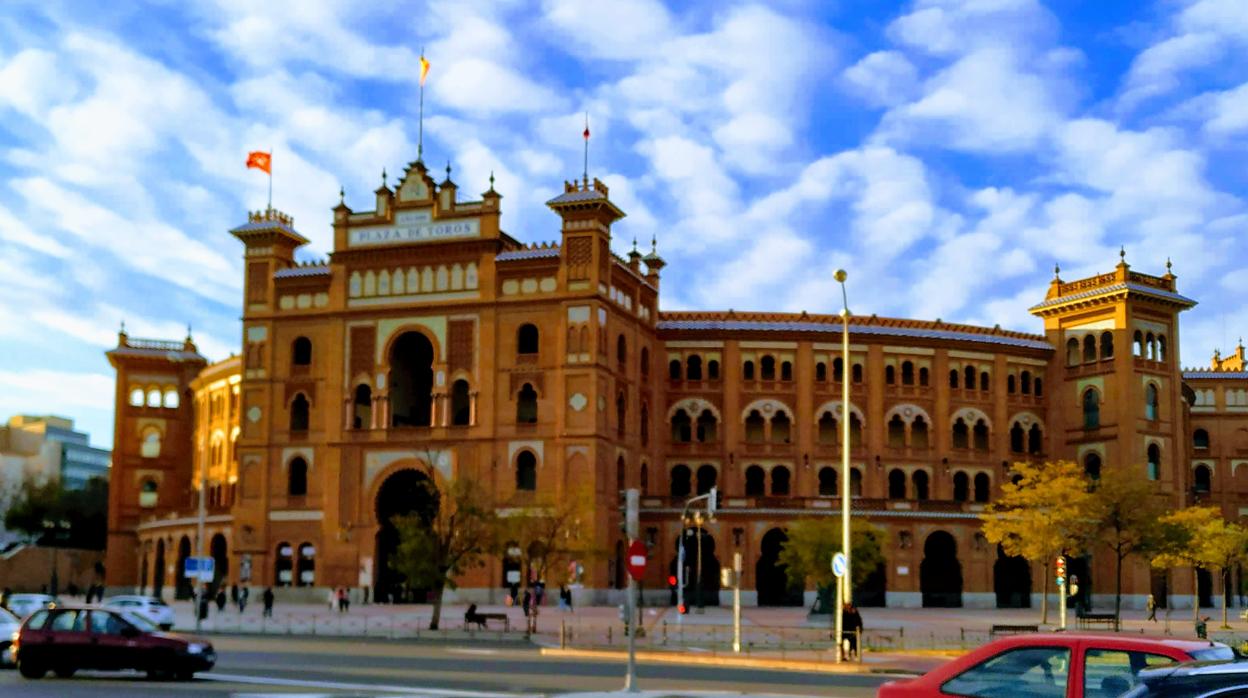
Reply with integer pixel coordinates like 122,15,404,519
1119,32,1223,108
541,0,675,60
0,48,75,118
888,0,1056,57
0,370,116,413
843,51,919,108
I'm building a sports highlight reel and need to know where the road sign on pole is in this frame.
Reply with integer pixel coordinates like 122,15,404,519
627,540,647,581
624,489,640,693
832,552,847,579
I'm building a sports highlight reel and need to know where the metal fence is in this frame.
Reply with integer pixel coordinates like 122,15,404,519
190,612,519,642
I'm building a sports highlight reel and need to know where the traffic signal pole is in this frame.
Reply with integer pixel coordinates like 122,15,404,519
675,489,717,624
1056,556,1067,631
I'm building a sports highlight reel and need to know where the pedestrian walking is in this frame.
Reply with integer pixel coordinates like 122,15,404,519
1146,593,1157,622
198,587,210,622
557,585,569,613
328,587,337,611
1196,615,1211,639
262,587,275,618
336,587,347,613
522,589,532,617
238,586,249,614
841,603,863,660
215,587,227,613
343,587,351,613
230,584,239,607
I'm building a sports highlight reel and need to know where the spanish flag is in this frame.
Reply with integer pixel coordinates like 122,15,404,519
420,55,430,86
246,151,271,174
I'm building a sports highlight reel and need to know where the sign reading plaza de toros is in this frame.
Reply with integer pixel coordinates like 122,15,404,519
348,209,480,247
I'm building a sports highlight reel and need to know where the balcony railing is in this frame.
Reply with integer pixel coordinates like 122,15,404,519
638,495,984,514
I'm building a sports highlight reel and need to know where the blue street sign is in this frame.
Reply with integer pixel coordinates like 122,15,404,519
183,556,214,581
832,552,847,578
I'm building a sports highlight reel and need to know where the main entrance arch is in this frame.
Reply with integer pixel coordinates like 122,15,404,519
756,528,802,607
920,531,962,608
175,536,193,600
374,468,438,603
993,545,1031,608
668,528,720,608
389,332,435,427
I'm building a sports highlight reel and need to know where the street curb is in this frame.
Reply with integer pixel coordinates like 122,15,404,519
538,647,921,675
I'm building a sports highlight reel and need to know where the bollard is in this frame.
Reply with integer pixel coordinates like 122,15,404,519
857,627,863,664
662,620,667,646
608,625,613,645
560,619,566,649
899,625,905,650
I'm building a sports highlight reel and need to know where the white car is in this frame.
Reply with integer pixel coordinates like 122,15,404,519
5,594,54,620
103,595,175,630
0,607,18,666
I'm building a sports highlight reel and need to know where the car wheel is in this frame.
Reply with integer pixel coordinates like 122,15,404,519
18,661,45,679
175,669,194,681
53,667,75,678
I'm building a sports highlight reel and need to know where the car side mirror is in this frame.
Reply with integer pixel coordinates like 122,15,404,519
121,626,140,638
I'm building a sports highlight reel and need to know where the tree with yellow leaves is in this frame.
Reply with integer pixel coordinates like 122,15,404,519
981,460,1096,624
1086,465,1167,626
1153,506,1248,627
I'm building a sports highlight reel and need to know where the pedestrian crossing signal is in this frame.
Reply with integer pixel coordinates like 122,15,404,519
678,604,687,615
668,575,677,587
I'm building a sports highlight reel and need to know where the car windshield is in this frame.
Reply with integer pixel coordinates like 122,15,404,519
119,610,157,632
0,607,17,624
1190,647,1235,662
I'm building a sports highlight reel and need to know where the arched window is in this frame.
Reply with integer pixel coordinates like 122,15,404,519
912,470,929,500
1145,383,1159,421
1134,330,1145,357
973,419,989,450
640,403,649,446
965,366,976,390
1157,335,1167,362
1083,335,1097,363
852,363,863,383
818,411,837,445
139,479,158,508
451,380,471,426
849,413,863,447
1194,464,1211,493
617,456,626,491
980,371,990,392
745,410,765,443
952,418,969,449
140,428,162,458
850,467,863,497
1147,444,1161,480
671,409,692,442
163,389,179,408
833,358,844,382
1007,375,1016,394
1194,429,1210,450
1034,378,1043,396
147,388,161,407
292,336,312,366
953,472,969,502
1028,424,1043,455
885,365,896,385
745,465,765,496
920,367,930,386
949,368,960,389
908,417,928,449
707,359,720,379
670,464,692,497
129,387,145,406
669,359,682,380
516,451,537,491
815,362,827,382
296,543,315,587
290,394,309,432
888,469,906,499
1100,331,1114,359
760,356,776,380
974,473,990,502
617,334,627,368
696,465,717,495
353,384,373,429
640,463,648,492
770,411,791,444
1067,338,1080,366
288,457,308,496
517,324,539,355
616,391,626,438
1146,333,1156,360
818,467,837,496
770,466,791,496
1084,452,1101,481
888,415,905,448
901,361,915,386
687,355,703,380
275,542,293,587
1021,370,1031,395
1010,422,1025,453
641,348,650,378
516,383,538,424
780,361,793,381
743,360,755,380
1083,388,1100,429
695,409,717,442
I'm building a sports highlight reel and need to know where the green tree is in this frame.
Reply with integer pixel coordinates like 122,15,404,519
388,473,497,631
507,486,600,635
1086,466,1166,624
777,517,884,609
981,460,1096,624
5,476,108,550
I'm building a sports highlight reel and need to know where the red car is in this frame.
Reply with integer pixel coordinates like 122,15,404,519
878,633,1234,698
15,604,215,681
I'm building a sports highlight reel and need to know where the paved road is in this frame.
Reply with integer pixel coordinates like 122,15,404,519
0,634,897,697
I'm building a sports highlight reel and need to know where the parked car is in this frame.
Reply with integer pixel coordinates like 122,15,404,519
15,605,214,681
4,594,54,620
103,595,175,630
0,607,19,666
1121,660,1248,697
877,633,1234,697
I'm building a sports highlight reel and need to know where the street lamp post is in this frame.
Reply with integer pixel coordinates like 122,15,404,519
42,519,70,597
835,269,852,662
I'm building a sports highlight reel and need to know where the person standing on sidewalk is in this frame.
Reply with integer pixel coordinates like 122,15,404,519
1146,594,1157,622
238,586,249,614
262,587,275,618
841,603,863,660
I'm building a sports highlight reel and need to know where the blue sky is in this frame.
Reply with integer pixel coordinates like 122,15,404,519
1,0,1246,449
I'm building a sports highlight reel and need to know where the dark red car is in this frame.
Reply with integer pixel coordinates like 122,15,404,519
878,633,1234,698
15,604,215,681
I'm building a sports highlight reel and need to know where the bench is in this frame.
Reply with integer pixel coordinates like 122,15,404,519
990,624,1039,636
1076,612,1118,631
464,612,510,632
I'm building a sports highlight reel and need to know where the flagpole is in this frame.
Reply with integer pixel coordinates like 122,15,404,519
418,49,426,163
583,112,589,186
267,148,273,211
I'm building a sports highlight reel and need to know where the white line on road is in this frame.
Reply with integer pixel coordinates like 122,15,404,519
203,672,539,698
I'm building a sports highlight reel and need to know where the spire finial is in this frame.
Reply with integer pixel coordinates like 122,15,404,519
119,320,126,334
1119,245,1126,262
446,161,452,180
1054,262,1060,279
186,323,193,340
488,170,495,191
1166,257,1173,273
582,111,590,187
650,233,657,253
339,186,344,204
382,168,387,186
632,236,638,253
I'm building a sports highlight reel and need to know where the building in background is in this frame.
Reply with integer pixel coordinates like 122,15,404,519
102,153,1247,611
0,415,111,544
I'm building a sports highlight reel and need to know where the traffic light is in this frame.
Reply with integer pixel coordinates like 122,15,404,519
678,603,688,615
707,486,718,519
668,574,678,606
1055,556,1067,585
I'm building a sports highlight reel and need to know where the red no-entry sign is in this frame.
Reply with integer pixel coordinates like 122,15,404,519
626,540,647,581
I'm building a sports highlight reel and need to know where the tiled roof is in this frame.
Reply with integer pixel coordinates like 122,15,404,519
657,314,1052,351
496,247,561,261
1183,371,1248,380
274,265,331,278
228,220,307,243
1029,282,1197,311
546,189,608,205
108,347,205,362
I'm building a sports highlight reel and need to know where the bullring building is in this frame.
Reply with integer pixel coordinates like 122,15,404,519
104,155,1248,610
